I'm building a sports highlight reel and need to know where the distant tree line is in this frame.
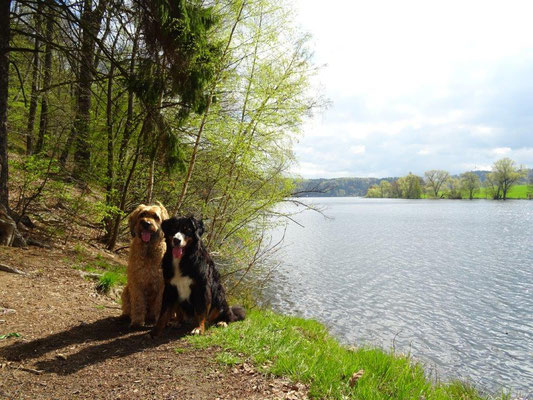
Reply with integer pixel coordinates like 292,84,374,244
294,177,395,197
366,158,529,200
294,158,530,200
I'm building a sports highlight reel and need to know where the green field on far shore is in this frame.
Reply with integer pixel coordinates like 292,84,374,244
420,184,531,200
473,184,531,199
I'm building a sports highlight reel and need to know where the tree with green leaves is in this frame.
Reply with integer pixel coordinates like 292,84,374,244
460,172,480,200
4,0,323,292
366,185,381,198
445,177,462,199
488,158,526,200
397,173,422,199
379,180,392,198
424,169,449,198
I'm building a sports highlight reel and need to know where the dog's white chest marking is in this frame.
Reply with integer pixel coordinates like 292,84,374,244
170,257,193,301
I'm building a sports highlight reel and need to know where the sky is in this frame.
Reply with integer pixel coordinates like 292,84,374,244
291,0,533,178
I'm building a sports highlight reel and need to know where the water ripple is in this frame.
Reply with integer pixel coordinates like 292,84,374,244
265,198,533,396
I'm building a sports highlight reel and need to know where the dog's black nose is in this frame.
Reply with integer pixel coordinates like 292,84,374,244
140,220,152,229
172,237,181,246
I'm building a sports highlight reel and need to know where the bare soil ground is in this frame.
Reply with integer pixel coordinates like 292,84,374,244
0,246,307,400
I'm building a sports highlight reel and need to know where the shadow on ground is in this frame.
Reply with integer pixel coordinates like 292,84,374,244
0,317,188,375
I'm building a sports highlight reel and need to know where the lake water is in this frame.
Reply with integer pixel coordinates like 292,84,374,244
265,198,533,396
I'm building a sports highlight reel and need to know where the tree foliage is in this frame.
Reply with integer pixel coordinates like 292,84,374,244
4,0,323,292
424,170,449,198
460,172,480,200
367,173,422,199
488,158,526,200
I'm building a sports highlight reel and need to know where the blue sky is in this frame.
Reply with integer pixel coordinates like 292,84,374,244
291,0,533,178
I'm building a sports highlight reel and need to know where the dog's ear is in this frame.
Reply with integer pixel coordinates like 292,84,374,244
161,218,174,236
197,219,205,237
191,217,205,238
155,201,169,221
128,204,146,237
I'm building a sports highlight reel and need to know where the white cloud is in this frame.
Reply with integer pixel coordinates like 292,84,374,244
349,145,366,155
460,163,493,172
491,147,512,156
297,146,315,155
471,125,496,138
291,161,352,179
513,147,533,161
291,0,533,178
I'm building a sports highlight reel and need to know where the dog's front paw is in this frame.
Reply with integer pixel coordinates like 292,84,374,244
191,327,203,335
129,321,145,329
216,321,228,328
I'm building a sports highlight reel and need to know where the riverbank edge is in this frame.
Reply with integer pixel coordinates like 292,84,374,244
71,245,514,400
187,308,512,400
7,242,516,400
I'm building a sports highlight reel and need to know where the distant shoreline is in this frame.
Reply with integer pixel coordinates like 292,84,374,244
294,176,532,199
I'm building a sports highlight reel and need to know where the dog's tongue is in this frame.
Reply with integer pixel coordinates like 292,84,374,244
172,247,183,258
141,231,151,243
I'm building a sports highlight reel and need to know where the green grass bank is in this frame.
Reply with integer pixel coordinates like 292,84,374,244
188,309,510,400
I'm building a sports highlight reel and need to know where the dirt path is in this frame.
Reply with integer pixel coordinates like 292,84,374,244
0,246,307,400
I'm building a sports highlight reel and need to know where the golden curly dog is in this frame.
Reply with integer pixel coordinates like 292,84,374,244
121,202,169,327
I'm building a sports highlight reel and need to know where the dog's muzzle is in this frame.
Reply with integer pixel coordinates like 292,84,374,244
172,233,185,257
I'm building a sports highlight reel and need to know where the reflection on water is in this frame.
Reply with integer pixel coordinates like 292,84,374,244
265,198,533,395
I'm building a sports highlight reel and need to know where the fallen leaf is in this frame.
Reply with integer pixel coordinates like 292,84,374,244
349,369,364,387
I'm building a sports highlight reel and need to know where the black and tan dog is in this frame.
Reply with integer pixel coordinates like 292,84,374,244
151,216,245,336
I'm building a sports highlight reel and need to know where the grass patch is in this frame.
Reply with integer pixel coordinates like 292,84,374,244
96,270,127,294
71,250,127,294
187,309,508,400
0,332,21,340
215,352,242,365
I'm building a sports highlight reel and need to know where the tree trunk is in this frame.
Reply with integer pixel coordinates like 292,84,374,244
26,0,43,155
72,0,98,176
117,27,139,167
0,0,25,247
144,102,162,205
60,0,107,174
106,113,152,250
146,158,155,204
35,4,54,154
102,63,115,240
105,28,139,248
106,133,142,250
0,0,11,208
